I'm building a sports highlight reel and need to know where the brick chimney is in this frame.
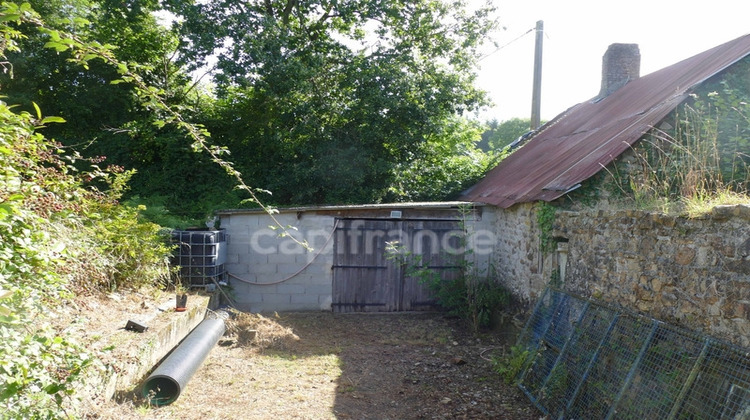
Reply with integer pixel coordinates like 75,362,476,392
599,43,640,98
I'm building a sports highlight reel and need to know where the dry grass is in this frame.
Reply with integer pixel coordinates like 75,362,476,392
225,311,301,350
86,312,539,420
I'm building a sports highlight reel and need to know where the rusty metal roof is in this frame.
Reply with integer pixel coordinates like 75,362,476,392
462,34,750,208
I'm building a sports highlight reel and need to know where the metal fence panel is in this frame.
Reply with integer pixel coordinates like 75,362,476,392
516,288,750,420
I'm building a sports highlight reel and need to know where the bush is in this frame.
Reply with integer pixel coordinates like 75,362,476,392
0,100,96,417
0,72,171,418
426,274,510,333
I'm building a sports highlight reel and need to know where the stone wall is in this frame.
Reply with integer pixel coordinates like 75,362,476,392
220,202,750,346
488,202,548,302
550,204,750,347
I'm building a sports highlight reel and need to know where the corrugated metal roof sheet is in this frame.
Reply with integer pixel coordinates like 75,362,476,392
462,34,750,208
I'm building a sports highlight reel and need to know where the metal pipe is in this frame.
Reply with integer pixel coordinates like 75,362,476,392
141,317,226,406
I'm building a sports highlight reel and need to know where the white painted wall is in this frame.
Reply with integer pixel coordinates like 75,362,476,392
221,211,336,312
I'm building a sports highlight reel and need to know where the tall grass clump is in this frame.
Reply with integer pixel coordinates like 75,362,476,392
607,71,750,214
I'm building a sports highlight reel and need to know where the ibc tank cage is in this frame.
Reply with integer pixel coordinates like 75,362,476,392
170,228,228,287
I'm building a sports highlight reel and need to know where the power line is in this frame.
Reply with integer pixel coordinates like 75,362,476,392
479,26,535,62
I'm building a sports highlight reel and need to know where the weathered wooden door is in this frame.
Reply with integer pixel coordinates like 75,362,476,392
332,218,463,313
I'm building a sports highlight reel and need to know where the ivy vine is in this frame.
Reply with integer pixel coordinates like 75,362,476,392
537,202,557,254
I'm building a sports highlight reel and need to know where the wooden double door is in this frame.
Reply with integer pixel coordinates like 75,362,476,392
332,218,463,313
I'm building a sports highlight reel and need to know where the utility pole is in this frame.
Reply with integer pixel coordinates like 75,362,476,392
530,20,543,130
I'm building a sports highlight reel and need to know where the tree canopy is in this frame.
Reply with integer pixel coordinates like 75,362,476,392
162,0,499,206
2,0,504,224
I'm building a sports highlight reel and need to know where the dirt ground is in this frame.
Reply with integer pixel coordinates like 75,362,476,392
81,307,541,420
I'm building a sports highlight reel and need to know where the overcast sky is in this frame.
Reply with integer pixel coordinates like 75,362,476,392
475,0,750,122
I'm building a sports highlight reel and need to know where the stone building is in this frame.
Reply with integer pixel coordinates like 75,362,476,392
461,33,750,346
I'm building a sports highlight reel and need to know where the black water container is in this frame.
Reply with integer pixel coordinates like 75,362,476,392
170,228,227,287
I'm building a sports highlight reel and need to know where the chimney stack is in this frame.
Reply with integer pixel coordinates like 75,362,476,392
599,43,640,98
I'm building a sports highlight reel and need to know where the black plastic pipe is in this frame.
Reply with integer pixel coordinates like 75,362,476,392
141,317,226,406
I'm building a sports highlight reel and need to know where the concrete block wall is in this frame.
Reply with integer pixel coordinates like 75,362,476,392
221,212,335,312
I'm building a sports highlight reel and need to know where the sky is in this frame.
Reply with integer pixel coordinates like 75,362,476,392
476,0,750,122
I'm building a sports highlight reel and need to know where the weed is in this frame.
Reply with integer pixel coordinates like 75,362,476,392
386,204,511,333
493,344,531,385
537,202,557,254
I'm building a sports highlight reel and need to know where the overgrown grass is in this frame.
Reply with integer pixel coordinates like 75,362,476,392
682,189,750,217
603,88,750,216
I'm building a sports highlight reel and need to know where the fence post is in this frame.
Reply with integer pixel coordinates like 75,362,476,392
665,338,710,420
560,313,620,419
604,320,659,420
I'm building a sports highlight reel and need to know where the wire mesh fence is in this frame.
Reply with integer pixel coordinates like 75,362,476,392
516,288,750,420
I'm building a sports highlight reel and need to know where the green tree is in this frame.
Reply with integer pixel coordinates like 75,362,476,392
0,0,224,223
479,117,534,152
0,3,179,415
387,117,495,201
168,0,500,205
1,0,174,138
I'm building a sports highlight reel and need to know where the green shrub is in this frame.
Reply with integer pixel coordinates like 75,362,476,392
0,27,170,415
0,99,96,418
386,240,511,333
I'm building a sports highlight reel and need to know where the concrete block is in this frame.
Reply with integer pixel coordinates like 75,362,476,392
240,253,268,265
294,252,316,265
268,253,298,264
219,215,232,228
277,240,307,256
304,284,333,295
249,264,278,275
262,293,291,304
225,252,240,264
229,280,252,295
249,233,281,255
250,301,316,312
235,292,264,304
225,263,250,276
220,214,247,228
228,233,252,246
299,263,333,275
302,274,334,286
276,284,306,294
227,215,260,229
225,243,250,256
245,278,281,288
291,293,323,304
277,263,309,275
271,273,312,286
